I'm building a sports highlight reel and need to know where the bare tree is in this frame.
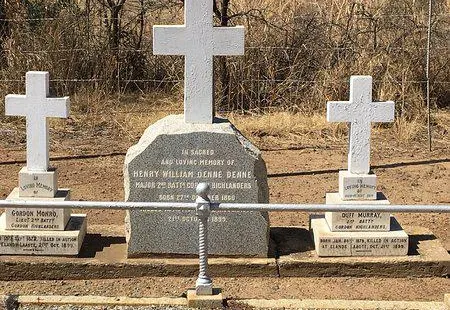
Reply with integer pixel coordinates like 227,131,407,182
96,0,127,51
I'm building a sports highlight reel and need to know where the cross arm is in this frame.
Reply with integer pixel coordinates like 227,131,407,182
327,101,352,122
368,101,395,122
153,25,187,55
5,95,28,116
212,26,245,55
46,97,70,118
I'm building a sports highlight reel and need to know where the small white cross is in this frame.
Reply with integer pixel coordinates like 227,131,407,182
5,71,70,172
327,76,395,174
153,0,244,124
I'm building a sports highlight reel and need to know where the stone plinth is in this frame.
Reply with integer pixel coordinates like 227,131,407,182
311,215,408,257
338,170,377,200
0,213,87,256
5,188,71,231
124,115,269,257
325,192,390,232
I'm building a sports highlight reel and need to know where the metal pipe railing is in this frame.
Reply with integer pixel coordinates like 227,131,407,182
0,199,448,213
0,199,197,210
210,203,450,213
1,183,449,295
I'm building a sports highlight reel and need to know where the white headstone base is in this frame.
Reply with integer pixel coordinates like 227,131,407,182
339,170,377,200
5,188,71,231
19,167,58,198
325,192,390,232
0,213,86,256
311,215,408,257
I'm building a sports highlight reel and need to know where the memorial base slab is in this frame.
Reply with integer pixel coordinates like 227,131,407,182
5,188,71,231
0,213,87,256
311,215,408,257
325,192,390,232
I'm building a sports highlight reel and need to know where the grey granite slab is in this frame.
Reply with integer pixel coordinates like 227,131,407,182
124,115,269,257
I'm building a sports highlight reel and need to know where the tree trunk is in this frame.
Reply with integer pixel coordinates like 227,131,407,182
0,0,9,68
111,7,120,51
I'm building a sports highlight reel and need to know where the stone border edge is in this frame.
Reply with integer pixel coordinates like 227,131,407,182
1,295,186,307
231,297,449,310
1,295,448,310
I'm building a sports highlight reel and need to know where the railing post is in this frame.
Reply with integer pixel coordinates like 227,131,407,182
195,183,212,295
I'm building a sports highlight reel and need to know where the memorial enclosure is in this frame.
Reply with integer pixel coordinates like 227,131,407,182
0,0,449,306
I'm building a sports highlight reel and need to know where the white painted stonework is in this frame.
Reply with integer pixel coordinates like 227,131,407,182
311,215,408,257
325,192,390,232
5,71,70,172
0,213,86,256
338,170,377,200
153,0,244,124
5,187,71,231
327,76,394,174
18,167,58,198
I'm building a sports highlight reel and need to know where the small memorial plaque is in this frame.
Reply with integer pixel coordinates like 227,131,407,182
18,167,58,198
339,171,377,200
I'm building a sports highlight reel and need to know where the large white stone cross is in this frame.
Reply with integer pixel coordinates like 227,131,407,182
153,0,244,124
5,71,70,172
327,76,395,174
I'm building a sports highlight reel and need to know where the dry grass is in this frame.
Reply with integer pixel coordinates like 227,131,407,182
227,111,344,142
225,109,450,149
1,88,448,155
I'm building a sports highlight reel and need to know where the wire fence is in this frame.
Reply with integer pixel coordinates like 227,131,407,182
0,0,448,116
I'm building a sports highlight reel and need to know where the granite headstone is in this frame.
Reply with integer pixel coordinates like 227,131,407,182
124,115,269,257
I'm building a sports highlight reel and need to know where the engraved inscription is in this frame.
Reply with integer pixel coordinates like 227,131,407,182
167,215,227,223
319,237,408,255
19,182,54,193
341,176,377,200
6,208,67,230
0,235,77,253
18,168,58,198
319,238,351,250
332,212,389,231
124,118,270,256
131,148,254,202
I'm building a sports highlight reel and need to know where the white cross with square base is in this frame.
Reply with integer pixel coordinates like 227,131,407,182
327,76,395,174
153,0,244,124
5,71,70,172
